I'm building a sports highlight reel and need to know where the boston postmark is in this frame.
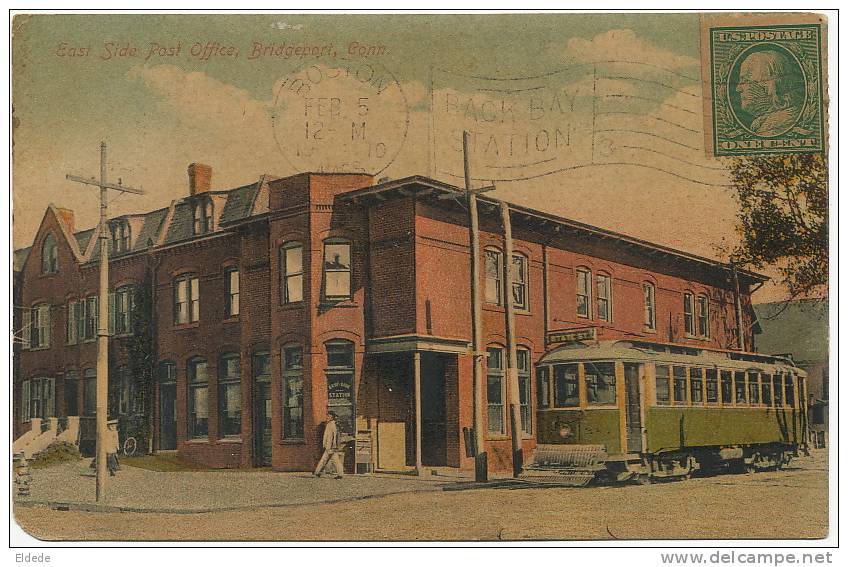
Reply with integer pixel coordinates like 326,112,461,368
701,15,826,156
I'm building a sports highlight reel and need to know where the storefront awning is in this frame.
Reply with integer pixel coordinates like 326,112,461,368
366,334,470,354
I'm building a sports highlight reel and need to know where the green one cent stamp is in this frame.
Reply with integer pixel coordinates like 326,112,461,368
706,24,824,156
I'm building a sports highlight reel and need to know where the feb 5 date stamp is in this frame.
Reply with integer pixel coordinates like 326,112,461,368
701,14,826,157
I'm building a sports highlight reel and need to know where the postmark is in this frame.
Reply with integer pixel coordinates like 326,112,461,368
701,15,826,156
271,57,409,175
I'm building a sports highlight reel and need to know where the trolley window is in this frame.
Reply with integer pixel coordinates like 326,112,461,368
785,375,796,407
553,364,579,408
734,371,747,405
673,366,688,405
720,370,732,405
748,372,761,405
585,362,616,405
690,368,704,404
774,374,784,406
655,365,671,405
537,367,551,409
762,374,773,406
705,369,718,403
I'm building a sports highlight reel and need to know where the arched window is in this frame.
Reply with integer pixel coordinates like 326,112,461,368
281,241,304,303
323,238,352,300
643,282,656,330
484,248,503,305
596,272,612,321
325,340,355,435
486,346,505,434
511,253,529,310
187,357,209,439
42,233,58,274
282,345,304,439
218,353,241,438
576,267,592,318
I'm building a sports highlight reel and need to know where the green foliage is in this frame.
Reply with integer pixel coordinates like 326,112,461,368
729,153,828,298
124,272,156,452
30,441,82,469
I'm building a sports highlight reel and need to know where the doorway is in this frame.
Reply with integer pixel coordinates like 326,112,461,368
624,363,643,453
159,382,177,451
254,381,272,466
420,353,447,467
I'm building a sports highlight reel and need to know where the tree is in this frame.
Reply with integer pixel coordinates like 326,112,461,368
728,153,828,299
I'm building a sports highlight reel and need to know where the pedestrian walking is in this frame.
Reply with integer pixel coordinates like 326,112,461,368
90,419,121,476
314,411,344,479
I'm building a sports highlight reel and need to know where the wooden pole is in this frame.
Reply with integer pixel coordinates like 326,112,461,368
500,201,523,477
95,142,109,501
731,263,747,351
464,131,487,482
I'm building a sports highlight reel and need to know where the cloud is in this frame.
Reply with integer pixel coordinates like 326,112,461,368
562,29,699,70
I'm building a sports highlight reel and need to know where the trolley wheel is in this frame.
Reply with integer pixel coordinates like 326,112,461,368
123,436,138,457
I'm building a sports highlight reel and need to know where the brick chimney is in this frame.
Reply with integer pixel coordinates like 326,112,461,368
188,163,212,195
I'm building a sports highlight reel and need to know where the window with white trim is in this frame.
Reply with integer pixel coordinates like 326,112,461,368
188,357,209,439
30,303,51,349
486,347,505,434
596,273,612,321
218,353,241,437
511,254,528,310
225,268,239,317
643,283,656,330
174,274,200,324
697,294,710,337
576,267,591,318
281,242,304,303
42,234,58,274
282,345,304,439
115,285,135,336
484,249,503,305
517,348,532,435
323,239,352,300
683,292,695,335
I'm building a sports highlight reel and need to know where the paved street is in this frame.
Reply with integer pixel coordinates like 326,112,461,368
14,450,828,541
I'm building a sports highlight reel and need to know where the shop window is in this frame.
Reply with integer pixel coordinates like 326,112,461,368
655,365,671,405
673,366,688,404
706,369,718,403
512,254,528,310
643,283,656,330
690,368,704,404
596,273,612,322
174,274,200,324
748,372,761,405
323,239,352,300
326,340,355,436
42,234,59,274
734,371,747,404
486,347,505,434
218,353,241,438
537,367,550,409
585,362,616,405
720,370,733,404
683,292,695,335
225,268,240,317
576,267,591,318
281,242,304,303
282,345,304,439
484,248,503,305
188,358,209,439
517,349,532,435
554,364,579,408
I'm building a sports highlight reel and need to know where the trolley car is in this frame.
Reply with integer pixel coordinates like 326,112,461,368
524,340,809,485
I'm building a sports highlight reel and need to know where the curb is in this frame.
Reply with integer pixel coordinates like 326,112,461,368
13,483,449,515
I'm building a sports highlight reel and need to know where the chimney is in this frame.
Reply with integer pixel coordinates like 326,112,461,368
188,163,212,195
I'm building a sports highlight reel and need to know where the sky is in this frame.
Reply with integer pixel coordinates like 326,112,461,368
11,13,796,301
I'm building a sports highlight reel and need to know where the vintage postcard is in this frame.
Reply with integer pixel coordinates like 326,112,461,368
9,11,833,549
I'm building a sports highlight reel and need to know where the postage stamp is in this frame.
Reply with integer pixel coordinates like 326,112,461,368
701,14,827,156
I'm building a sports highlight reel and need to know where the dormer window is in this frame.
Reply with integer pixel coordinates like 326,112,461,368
193,199,214,235
111,221,131,253
41,233,58,274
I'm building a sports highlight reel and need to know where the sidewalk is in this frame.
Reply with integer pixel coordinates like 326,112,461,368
13,459,456,513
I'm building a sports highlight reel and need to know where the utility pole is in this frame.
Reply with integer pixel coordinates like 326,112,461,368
500,201,523,477
730,262,747,352
66,142,144,501
463,131,488,483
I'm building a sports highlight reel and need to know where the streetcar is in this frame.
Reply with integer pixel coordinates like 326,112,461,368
523,339,809,485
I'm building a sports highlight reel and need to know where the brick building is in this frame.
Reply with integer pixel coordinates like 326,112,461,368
13,167,766,472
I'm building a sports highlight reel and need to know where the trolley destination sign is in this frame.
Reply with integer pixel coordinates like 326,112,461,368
545,327,598,346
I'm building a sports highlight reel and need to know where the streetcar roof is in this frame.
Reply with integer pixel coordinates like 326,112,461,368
538,340,806,376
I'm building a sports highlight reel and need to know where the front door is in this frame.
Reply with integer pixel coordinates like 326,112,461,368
421,353,447,466
624,363,644,453
254,381,272,466
159,383,177,450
